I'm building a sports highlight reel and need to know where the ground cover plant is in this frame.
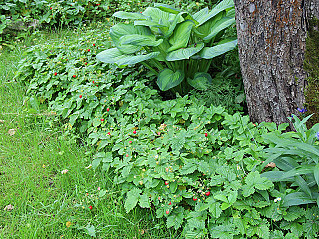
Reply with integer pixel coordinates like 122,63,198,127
0,27,180,239
14,22,319,239
3,0,319,238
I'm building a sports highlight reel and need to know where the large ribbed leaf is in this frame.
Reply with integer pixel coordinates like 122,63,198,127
113,11,149,20
134,20,167,28
203,16,236,42
193,12,224,39
164,12,187,38
167,20,194,52
116,52,160,66
96,48,123,64
97,48,159,66
120,35,163,47
187,72,212,90
199,39,237,59
166,42,204,61
110,23,152,54
197,0,234,26
154,3,180,14
192,7,209,24
157,68,184,91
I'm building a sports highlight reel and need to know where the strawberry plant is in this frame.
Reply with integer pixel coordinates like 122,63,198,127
97,0,237,94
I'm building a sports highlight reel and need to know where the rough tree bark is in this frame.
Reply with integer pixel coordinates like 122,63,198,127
233,0,317,127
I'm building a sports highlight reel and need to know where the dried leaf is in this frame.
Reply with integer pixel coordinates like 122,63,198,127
8,129,16,136
265,162,276,168
0,120,4,124
4,204,14,211
66,221,72,227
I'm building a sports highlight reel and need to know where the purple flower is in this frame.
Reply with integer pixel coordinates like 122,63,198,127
316,132,319,140
297,108,307,113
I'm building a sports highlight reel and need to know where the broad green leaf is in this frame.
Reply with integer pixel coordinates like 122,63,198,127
120,34,163,47
124,188,142,213
197,0,234,26
154,3,180,14
282,192,315,207
167,20,194,52
187,72,212,90
194,11,225,39
199,39,237,59
113,11,149,20
166,42,204,61
314,163,319,186
97,48,160,66
261,171,286,182
141,7,170,34
164,12,188,38
192,7,209,23
110,23,151,54
157,68,184,91
203,16,236,42
134,20,167,28
294,175,312,198
281,165,314,179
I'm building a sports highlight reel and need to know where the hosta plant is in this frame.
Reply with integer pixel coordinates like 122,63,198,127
97,0,237,94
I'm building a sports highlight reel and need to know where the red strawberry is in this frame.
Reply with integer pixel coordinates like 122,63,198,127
168,202,172,205
129,141,132,144
79,95,82,98
85,62,87,65
54,72,57,76
205,133,208,137
107,132,111,135
126,154,129,157
133,130,137,134
166,210,169,214
165,181,169,185
101,119,104,122
88,49,90,52
89,205,93,210
205,191,210,196
73,75,76,78
92,81,94,83
50,7,52,10
106,108,110,112
193,197,197,201
93,43,96,47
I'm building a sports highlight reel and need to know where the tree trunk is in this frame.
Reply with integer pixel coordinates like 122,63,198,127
234,0,310,127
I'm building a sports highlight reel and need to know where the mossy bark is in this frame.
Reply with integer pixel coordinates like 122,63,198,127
304,18,319,128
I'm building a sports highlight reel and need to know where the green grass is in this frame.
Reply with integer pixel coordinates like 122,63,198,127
0,29,179,239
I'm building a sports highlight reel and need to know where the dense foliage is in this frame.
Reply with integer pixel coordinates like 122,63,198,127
15,22,319,237
0,0,214,42
97,0,237,94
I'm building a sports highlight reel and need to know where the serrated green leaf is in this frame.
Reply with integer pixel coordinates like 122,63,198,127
209,202,222,218
124,188,142,213
139,193,150,208
283,206,305,222
166,209,184,229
